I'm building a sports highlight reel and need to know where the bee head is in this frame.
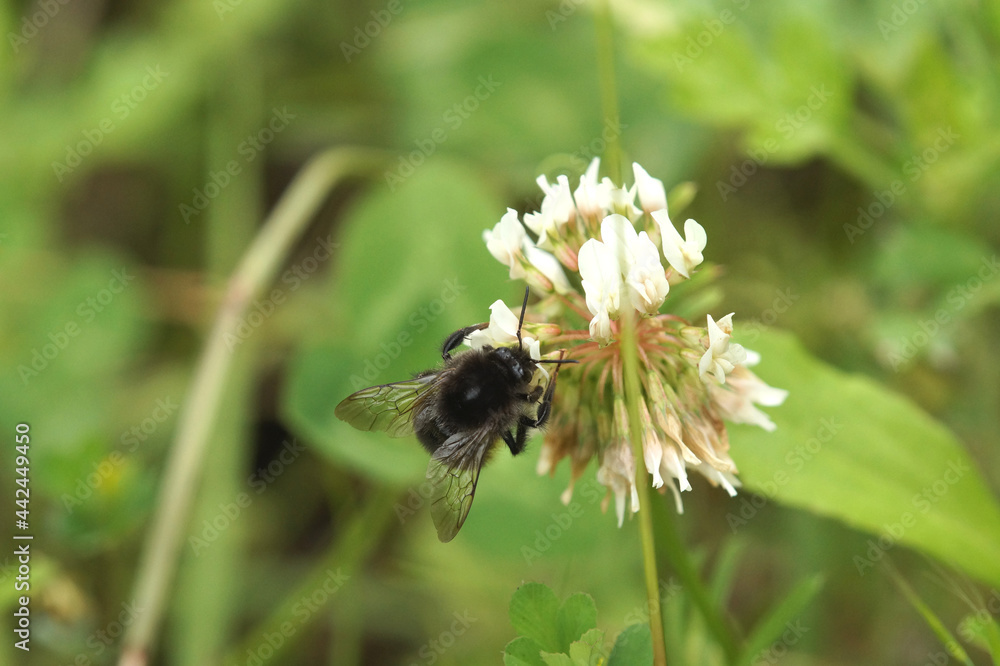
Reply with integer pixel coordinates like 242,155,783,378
492,345,536,383
514,287,577,373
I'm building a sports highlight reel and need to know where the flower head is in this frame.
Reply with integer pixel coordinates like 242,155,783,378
482,161,787,522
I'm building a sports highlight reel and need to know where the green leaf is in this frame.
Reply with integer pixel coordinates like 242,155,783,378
509,583,562,654
567,628,606,666
540,653,573,666
556,593,598,652
504,637,547,666
607,623,653,666
738,574,824,666
730,329,1000,588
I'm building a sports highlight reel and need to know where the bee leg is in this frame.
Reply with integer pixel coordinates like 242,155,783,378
504,422,530,456
441,323,489,359
529,349,567,430
520,385,543,403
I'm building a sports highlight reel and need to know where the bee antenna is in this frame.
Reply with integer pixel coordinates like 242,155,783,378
516,286,530,350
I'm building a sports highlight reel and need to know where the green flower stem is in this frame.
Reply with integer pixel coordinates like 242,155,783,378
595,0,623,183
118,147,386,666
620,312,669,666
650,498,743,664
596,2,663,661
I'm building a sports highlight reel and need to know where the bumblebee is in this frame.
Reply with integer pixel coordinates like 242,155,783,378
335,290,574,541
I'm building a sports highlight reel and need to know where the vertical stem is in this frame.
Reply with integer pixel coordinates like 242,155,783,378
621,313,668,666
595,0,623,183
651,498,742,663
595,1,664,662
170,63,261,666
117,147,385,666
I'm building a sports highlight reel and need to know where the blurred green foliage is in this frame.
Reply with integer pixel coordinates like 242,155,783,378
1,0,999,665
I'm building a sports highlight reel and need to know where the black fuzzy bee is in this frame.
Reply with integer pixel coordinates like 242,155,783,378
335,290,575,541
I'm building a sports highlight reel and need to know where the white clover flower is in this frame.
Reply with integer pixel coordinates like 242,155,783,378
603,177,641,219
625,231,669,315
597,439,639,527
573,158,609,219
483,208,572,295
709,366,788,431
523,242,573,294
535,173,577,224
692,462,740,497
599,214,669,317
525,174,576,250
632,162,667,214
578,238,622,345
698,313,747,383
479,160,787,524
483,208,528,274
466,299,541,360
652,210,706,278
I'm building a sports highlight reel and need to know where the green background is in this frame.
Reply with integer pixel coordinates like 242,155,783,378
1,0,999,664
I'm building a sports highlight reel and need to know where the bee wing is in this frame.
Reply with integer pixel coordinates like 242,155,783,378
425,430,494,542
334,373,443,437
